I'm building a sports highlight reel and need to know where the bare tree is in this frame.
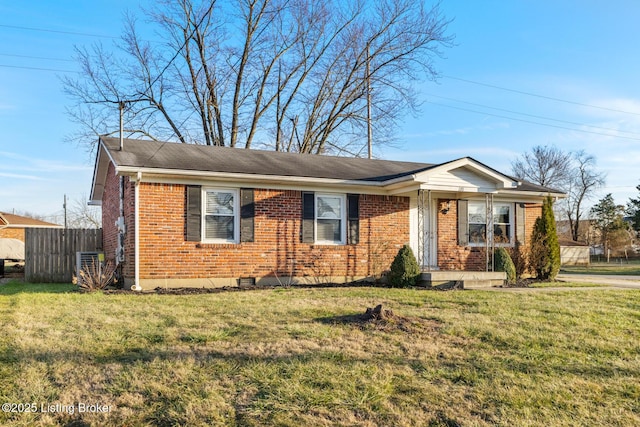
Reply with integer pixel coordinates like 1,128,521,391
511,145,573,190
67,196,102,229
63,0,453,155
562,151,605,241
512,145,605,242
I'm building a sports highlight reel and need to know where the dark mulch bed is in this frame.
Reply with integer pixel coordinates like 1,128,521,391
101,280,382,295
101,281,468,295
497,278,544,288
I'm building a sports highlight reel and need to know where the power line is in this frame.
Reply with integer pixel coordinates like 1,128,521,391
443,75,640,117
0,52,74,62
0,23,118,39
426,100,640,141
425,93,640,137
0,63,77,73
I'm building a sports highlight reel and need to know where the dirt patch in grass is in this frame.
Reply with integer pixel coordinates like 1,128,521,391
316,303,441,333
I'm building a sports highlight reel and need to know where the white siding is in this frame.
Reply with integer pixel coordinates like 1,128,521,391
426,167,496,192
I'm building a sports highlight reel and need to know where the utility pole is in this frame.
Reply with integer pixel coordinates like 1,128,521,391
63,194,68,229
119,101,125,151
366,44,372,159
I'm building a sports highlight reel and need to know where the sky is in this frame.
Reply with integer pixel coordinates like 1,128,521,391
1,0,640,224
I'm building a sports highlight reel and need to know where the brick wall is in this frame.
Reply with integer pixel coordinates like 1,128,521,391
0,228,25,241
437,198,542,271
103,170,410,284
437,198,486,270
102,163,136,279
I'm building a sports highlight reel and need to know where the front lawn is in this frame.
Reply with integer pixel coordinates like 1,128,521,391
0,281,639,426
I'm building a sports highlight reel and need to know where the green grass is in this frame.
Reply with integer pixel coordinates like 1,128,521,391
561,260,640,275
0,280,639,426
530,281,606,288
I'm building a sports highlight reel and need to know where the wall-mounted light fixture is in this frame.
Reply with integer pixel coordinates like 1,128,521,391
440,200,451,215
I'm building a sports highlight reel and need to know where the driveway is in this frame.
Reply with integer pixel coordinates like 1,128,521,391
484,274,640,292
556,273,640,290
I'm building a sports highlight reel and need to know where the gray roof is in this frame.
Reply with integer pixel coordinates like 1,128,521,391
98,137,563,194
101,137,436,182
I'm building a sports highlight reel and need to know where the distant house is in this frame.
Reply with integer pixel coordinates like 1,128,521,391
90,137,564,290
0,212,62,242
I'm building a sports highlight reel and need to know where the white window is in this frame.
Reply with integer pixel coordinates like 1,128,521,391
468,201,513,246
316,194,346,244
203,189,239,243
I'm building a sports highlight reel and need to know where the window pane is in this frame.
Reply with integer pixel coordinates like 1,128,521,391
469,224,486,243
494,224,511,243
468,203,486,224
204,215,234,240
206,192,234,215
317,196,342,219
493,205,510,224
317,219,341,242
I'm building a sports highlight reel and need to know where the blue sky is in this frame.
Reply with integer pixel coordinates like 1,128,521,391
1,1,640,223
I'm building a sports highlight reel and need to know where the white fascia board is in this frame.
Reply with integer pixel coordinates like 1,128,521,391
413,158,518,188
116,167,393,195
90,140,117,203
498,189,566,199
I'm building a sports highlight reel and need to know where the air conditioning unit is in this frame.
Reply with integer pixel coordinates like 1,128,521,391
76,252,101,285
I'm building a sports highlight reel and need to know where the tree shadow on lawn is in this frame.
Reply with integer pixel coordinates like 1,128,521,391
0,281,75,295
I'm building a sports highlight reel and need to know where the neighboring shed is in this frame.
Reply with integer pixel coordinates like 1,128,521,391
559,239,590,266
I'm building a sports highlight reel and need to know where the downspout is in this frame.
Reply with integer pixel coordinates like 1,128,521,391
130,171,142,292
426,190,432,269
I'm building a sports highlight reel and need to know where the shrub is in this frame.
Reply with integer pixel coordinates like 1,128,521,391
508,242,528,279
75,260,117,292
494,247,516,285
388,244,420,288
529,196,561,280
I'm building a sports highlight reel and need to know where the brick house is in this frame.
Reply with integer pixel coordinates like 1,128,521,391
90,137,563,290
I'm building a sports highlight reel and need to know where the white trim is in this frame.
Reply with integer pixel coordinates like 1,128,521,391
201,187,240,244
116,166,385,188
314,193,347,245
412,157,518,188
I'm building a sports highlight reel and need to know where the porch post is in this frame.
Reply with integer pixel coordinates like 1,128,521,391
417,189,425,270
417,189,432,270
485,193,495,271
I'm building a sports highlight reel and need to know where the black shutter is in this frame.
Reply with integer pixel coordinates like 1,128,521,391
240,188,255,243
515,202,526,245
347,194,359,244
301,192,315,243
457,199,469,246
186,186,202,242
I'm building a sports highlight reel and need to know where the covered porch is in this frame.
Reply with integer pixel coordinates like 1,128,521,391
387,158,531,288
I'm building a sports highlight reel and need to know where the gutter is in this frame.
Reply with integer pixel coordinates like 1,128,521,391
114,166,390,188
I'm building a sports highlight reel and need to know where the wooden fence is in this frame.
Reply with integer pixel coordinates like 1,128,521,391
25,228,103,283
